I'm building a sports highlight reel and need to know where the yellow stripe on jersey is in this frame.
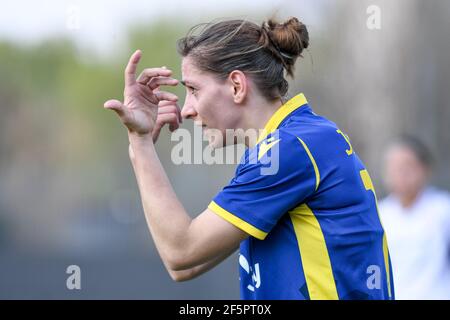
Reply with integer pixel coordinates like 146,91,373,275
256,93,308,145
297,137,321,191
208,201,268,240
289,204,339,300
360,170,393,298
258,138,281,161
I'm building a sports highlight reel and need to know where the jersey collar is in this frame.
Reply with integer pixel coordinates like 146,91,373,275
256,93,308,144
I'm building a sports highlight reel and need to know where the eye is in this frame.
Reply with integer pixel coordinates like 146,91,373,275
189,87,198,95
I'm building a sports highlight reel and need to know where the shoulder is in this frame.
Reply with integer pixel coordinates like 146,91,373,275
235,129,318,183
254,129,317,166
425,186,450,201
423,187,450,214
283,111,350,155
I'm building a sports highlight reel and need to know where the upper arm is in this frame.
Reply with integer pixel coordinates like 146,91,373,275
171,208,249,271
169,236,240,282
172,131,316,271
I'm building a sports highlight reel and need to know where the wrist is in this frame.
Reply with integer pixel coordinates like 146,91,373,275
128,132,156,162
128,131,154,145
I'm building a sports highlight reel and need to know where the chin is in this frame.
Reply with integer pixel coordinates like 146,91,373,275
205,128,227,149
207,135,226,149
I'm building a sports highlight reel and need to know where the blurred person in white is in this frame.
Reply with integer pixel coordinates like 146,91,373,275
379,136,450,300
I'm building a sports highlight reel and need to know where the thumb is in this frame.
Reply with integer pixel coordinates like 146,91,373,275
104,99,125,117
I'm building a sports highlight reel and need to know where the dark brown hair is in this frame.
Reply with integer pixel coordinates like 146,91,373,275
177,17,309,101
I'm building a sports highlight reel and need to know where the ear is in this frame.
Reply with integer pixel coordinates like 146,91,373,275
228,70,248,104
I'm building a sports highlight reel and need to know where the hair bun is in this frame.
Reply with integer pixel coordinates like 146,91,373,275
260,17,309,76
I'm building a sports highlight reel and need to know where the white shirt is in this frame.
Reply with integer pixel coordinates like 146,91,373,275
379,187,450,300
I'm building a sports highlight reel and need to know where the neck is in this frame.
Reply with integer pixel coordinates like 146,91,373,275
240,96,284,148
398,188,424,209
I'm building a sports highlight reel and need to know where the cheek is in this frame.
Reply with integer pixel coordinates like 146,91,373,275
197,100,213,117
387,163,426,192
385,163,408,190
407,167,427,187
198,92,227,122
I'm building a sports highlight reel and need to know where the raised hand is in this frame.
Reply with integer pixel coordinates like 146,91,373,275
104,50,180,140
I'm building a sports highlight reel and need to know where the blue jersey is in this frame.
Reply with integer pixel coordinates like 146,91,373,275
208,94,395,300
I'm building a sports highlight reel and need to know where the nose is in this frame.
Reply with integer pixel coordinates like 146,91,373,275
181,98,198,120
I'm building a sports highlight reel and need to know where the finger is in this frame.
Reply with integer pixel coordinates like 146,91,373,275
158,101,182,123
125,50,142,86
169,123,179,132
136,68,173,85
156,113,180,133
146,77,179,90
104,99,125,117
156,113,179,125
158,105,180,115
155,91,178,102
152,125,162,143
158,99,174,107
155,90,182,123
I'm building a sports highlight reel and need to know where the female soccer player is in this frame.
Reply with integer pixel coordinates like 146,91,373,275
104,17,395,300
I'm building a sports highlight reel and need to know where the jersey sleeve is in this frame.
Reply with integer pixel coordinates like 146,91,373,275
208,130,318,240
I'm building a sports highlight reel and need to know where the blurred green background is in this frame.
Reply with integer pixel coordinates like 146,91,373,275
0,0,449,299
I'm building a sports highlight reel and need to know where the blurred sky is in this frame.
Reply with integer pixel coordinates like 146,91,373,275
0,0,327,56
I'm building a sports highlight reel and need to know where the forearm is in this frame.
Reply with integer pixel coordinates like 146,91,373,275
128,133,192,269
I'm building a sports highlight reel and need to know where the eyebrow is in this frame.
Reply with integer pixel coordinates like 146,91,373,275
180,80,198,87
